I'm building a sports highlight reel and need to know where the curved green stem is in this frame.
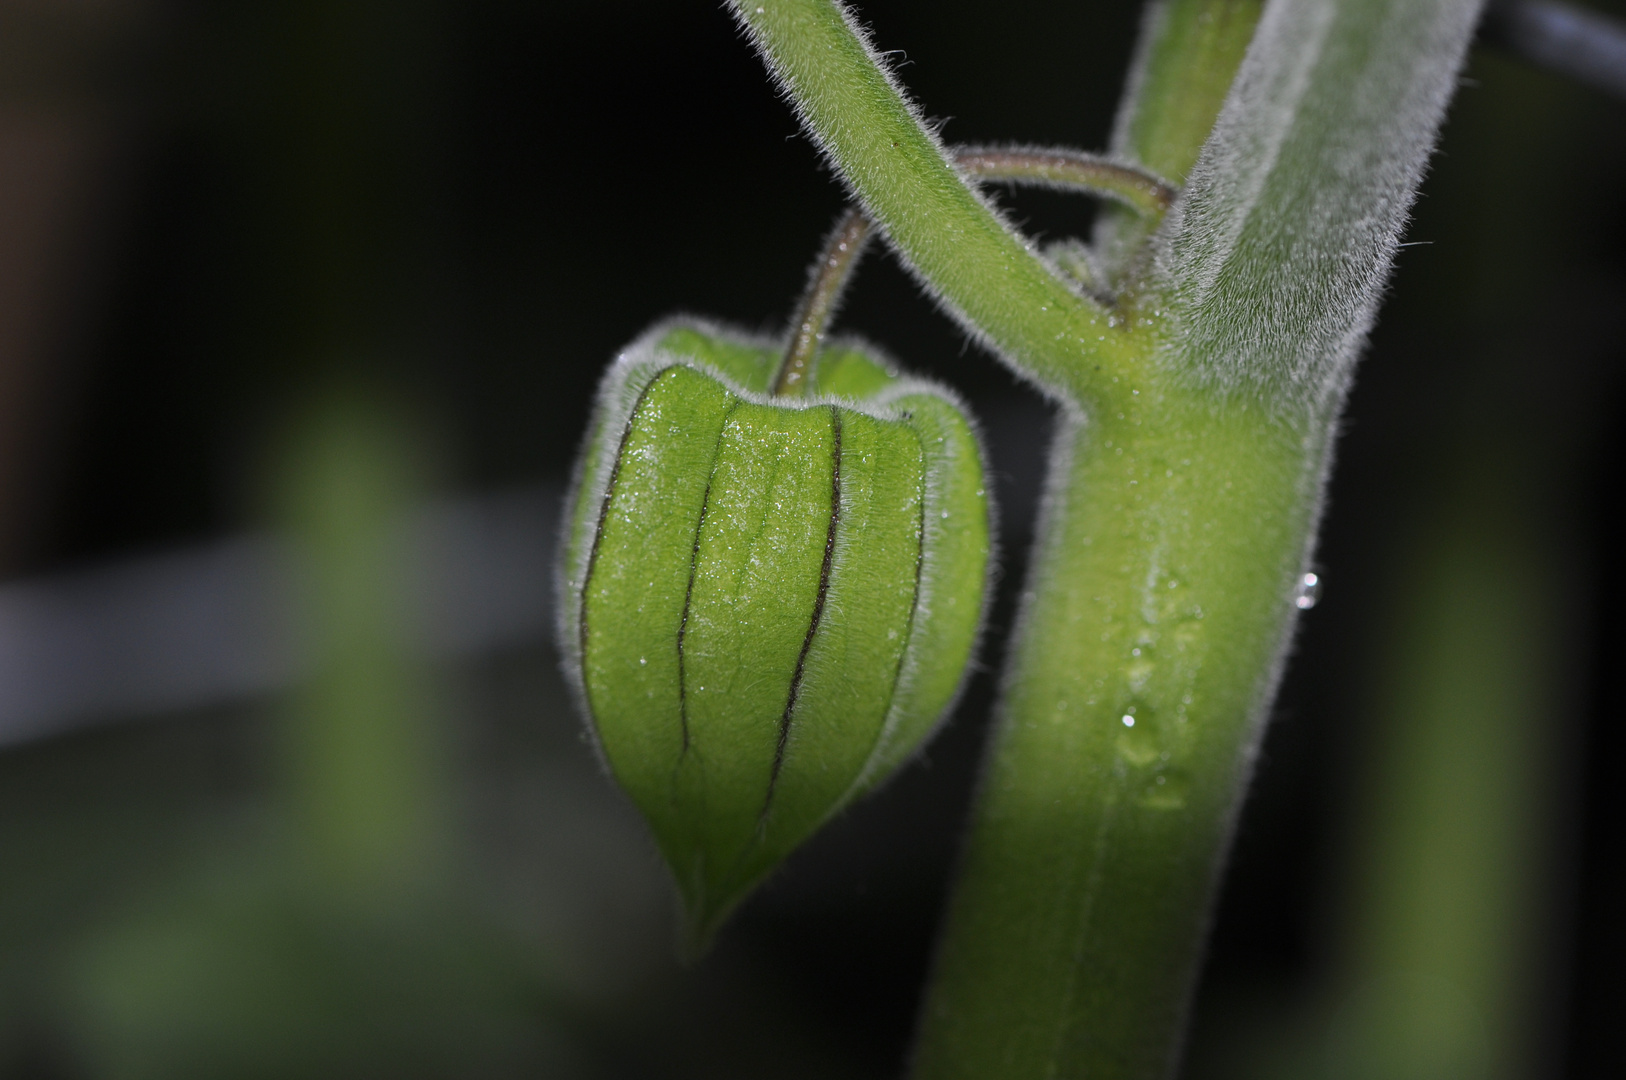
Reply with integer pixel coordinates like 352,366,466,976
775,208,872,396
771,148,1174,396
954,146,1176,216
732,0,1142,401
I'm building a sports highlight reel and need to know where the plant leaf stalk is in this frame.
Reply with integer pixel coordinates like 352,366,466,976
731,0,1482,1076
775,207,872,396
1094,0,1265,284
772,148,1176,397
734,0,1142,400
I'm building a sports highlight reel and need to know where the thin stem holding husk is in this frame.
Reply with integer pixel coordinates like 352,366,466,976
733,0,1141,397
954,146,1176,216
774,208,872,396
771,147,1175,397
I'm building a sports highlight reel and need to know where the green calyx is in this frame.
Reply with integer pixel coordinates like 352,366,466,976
560,321,990,949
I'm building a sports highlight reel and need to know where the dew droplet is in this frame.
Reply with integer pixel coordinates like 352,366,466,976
1116,717,1161,766
1294,572,1322,610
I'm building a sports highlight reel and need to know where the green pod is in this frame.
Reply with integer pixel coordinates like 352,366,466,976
559,320,991,947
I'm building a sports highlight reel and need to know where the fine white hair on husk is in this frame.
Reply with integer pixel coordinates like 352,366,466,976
556,316,996,784
848,368,998,799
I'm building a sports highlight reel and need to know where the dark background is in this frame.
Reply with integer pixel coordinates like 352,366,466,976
0,1,1621,1076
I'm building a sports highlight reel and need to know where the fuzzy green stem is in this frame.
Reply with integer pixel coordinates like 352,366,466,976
1116,0,1264,182
772,148,1173,397
732,0,1142,400
775,208,872,396
1095,0,1263,282
911,392,1320,1080
955,146,1177,216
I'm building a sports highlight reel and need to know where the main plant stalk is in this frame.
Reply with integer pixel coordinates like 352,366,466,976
911,389,1322,1078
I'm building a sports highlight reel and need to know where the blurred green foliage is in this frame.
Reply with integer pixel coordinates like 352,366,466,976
43,393,566,1078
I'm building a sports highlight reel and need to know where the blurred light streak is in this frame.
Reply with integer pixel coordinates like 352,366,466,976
1482,0,1626,100
0,485,560,748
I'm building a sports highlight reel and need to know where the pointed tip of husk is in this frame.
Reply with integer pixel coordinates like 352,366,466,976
673,887,745,965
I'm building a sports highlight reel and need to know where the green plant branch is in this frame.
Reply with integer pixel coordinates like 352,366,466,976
731,0,1141,402
954,146,1177,216
1095,0,1264,282
1119,0,1267,183
1152,0,1487,415
908,0,1484,1072
771,148,1175,397
775,207,872,396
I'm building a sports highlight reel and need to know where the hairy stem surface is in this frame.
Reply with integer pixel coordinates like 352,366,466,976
772,146,1174,397
911,392,1319,1080
775,208,871,396
954,146,1176,215
1096,0,1262,282
732,0,1141,397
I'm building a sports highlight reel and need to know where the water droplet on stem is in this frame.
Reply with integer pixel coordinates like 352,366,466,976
1294,572,1322,610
